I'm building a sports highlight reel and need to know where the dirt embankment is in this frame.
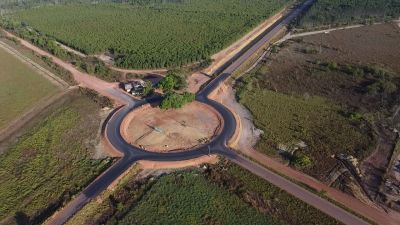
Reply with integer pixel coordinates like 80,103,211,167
138,155,219,170
121,101,223,152
208,83,262,150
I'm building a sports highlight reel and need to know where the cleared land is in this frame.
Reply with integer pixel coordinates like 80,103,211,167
236,23,400,180
67,162,341,225
297,0,400,29
0,46,59,129
0,92,113,225
10,0,292,69
123,101,221,152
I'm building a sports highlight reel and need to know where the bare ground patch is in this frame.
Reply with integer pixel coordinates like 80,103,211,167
122,101,222,152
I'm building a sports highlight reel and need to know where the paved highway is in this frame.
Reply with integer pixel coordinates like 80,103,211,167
47,0,369,224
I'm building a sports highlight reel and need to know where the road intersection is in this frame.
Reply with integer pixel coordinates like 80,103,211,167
15,0,383,224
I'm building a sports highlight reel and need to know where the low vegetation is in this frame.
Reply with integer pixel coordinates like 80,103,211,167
297,0,400,29
236,24,400,179
0,46,59,129
119,170,274,225
236,84,372,178
0,92,113,224
67,161,341,225
213,162,341,225
7,0,292,69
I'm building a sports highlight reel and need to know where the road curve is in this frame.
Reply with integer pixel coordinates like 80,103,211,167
48,1,370,225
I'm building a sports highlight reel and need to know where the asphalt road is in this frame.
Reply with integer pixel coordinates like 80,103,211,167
47,0,368,224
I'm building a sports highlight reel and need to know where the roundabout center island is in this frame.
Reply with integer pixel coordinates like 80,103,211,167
121,101,223,153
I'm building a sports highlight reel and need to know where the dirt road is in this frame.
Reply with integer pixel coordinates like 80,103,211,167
3,30,133,105
278,24,365,43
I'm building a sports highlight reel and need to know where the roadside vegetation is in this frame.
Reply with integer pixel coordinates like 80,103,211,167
67,161,341,225
0,91,113,224
296,0,400,29
157,71,195,109
236,84,372,177
157,72,187,93
0,46,59,129
243,24,399,177
235,24,400,179
6,0,292,69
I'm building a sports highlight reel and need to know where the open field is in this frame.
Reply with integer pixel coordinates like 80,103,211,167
118,170,274,225
296,0,400,29
0,92,113,224
236,23,400,180
237,88,373,178
66,161,341,225
0,45,59,129
254,23,400,116
9,0,292,69
123,101,222,152
0,34,76,85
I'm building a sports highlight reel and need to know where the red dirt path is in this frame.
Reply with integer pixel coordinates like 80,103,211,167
3,31,130,105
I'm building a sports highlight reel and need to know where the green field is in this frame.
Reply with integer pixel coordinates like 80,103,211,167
119,171,275,225
297,0,400,29
237,82,372,178
66,162,341,225
10,0,292,69
0,94,112,224
0,46,58,129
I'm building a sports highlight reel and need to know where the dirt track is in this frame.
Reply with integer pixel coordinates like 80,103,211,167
3,30,131,105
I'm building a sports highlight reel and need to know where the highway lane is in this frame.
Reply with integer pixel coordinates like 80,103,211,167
47,0,370,224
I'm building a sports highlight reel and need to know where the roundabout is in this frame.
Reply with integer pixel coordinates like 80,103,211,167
104,75,238,163
121,101,223,153
48,2,372,225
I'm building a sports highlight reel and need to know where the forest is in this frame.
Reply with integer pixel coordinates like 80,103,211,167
297,0,400,29
7,0,292,69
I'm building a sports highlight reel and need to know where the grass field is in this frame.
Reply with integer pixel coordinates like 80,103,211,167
235,23,400,179
9,0,292,69
220,162,341,225
66,161,341,225
237,84,372,178
0,93,112,224
0,46,59,129
119,171,275,225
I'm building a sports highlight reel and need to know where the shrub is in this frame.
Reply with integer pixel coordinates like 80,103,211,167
301,47,318,54
160,92,195,109
142,80,154,97
327,62,339,71
292,154,313,169
157,72,186,93
381,80,397,94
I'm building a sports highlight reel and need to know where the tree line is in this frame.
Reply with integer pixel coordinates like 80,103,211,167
8,0,291,69
297,0,400,29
